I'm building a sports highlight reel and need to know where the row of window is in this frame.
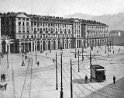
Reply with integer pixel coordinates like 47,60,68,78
31,22,72,28
88,31,108,34
74,25,81,29
87,26,108,30
18,22,29,26
73,34,81,37
32,28,71,33
18,27,71,34
18,17,29,21
87,30,108,34
86,39,108,44
18,27,30,33
87,34,109,38
18,34,72,39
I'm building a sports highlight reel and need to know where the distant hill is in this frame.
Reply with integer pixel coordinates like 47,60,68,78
91,12,124,30
64,12,124,31
64,13,93,19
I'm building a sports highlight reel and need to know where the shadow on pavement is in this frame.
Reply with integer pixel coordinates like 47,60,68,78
85,77,124,98
72,78,102,84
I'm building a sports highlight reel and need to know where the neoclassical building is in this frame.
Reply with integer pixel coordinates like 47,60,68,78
71,18,82,48
18,14,73,53
0,12,109,53
82,22,109,48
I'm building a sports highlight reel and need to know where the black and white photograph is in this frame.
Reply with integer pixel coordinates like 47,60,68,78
0,0,124,98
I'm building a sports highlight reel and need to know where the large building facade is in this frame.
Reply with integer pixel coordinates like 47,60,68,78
82,23,109,48
0,12,109,53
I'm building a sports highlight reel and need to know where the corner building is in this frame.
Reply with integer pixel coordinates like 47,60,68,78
0,12,109,53
81,22,109,48
16,14,73,53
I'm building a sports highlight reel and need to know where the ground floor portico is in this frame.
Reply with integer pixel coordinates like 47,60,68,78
84,37,110,48
18,38,72,53
1,37,110,53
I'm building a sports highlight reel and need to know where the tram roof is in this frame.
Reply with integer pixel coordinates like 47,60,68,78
91,64,104,69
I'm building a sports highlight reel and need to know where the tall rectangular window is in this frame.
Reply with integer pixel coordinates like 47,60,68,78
26,22,29,26
19,27,21,33
18,22,21,26
23,27,25,33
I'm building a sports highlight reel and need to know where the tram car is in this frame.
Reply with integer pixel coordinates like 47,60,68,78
91,64,106,82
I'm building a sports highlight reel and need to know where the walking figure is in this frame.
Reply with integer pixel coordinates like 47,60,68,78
53,59,55,63
25,56,27,59
22,61,25,66
113,75,116,84
3,74,6,81
118,48,120,52
85,75,88,83
37,61,39,66
1,74,6,81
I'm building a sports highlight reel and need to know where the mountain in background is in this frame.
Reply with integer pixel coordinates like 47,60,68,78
91,12,124,31
64,12,93,19
64,12,124,31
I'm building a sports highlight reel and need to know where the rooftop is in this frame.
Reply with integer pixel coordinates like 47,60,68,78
0,12,107,25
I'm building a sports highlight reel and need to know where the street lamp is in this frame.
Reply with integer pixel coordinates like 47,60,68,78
35,41,37,64
75,49,77,58
82,47,84,62
34,31,38,65
60,46,63,98
5,39,10,69
19,45,25,66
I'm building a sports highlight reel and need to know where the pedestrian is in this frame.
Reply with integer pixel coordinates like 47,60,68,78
118,48,120,52
3,74,6,81
22,61,25,66
25,56,27,59
4,83,7,91
113,75,116,84
37,61,39,66
53,59,55,63
113,51,114,54
85,75,88,83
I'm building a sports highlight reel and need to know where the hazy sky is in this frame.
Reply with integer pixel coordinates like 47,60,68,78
0,0,124,16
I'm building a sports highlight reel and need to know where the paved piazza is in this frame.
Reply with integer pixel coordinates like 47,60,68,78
0,46,124,98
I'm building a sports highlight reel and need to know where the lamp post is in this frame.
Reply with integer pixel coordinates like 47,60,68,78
82,47,84,62
56,52,58,90
75,49,76,58
60,47,63,98
78,50,79,72
6,43,9,69
6,39,10,69
19,45,25,66
70,59,73,98
34,31,38,64
90,49,92,82
35,41,37,64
